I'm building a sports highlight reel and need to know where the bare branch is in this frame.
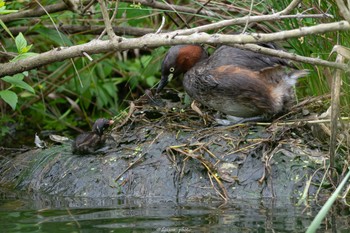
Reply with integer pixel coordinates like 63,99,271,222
0,20,349,77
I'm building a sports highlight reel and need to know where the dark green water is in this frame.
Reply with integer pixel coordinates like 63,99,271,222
1,191,350,233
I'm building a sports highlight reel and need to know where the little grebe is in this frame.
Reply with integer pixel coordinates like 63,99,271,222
72,118,114,155
157,44,308,122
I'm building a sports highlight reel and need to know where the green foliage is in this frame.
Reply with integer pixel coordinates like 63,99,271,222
0,32,36,110
1,73,35,110
115,52,163,89
0,0,17,15
306,168,350,233
36,26,73,46
0,90,17,110
15,32,31,53
13,32,37,60
116,2,152,27
0,115,14,137
0,0,167,135
0,0,17,39
2,74,34,93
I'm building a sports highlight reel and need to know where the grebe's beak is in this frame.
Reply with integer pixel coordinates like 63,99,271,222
156,73,173,93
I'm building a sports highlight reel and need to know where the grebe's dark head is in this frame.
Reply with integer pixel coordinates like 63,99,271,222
157,45,208,93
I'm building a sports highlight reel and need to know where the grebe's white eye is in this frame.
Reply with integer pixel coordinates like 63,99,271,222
169,67,175,73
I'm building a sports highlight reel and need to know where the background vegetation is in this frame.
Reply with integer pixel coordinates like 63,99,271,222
0,0,349,146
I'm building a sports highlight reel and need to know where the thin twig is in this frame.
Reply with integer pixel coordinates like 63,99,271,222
98,0,119,41
169,146,229,200
109,0,120,28
114,153,146,182
162,0,189,28
329,52,344,171
278,0,302,15
185,0,212,26
66,207,81,228
82,0,97,14
255,117,350,126
82,51,93,61
241,0,254,34
112,102,136,131
155,16,166,34
122,0,217,18
168,13,333,36
232,43,348,71
13,52,115,116
207,171,227,201
34,0,66,45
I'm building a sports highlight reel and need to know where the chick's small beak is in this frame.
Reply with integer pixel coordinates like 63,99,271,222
108,120,115,126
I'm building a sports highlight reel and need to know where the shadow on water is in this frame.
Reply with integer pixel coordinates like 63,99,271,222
1,190,350,233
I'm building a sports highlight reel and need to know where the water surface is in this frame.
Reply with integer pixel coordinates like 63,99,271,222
0,191,349,233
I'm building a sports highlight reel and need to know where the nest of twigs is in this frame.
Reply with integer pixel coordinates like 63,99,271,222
107,89,349,202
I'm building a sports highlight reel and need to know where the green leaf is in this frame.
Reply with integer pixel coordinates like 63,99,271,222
14,79,35,93
0,90,18,110
0,9,18,14
15,32,27,53
96,89,108,108
0,1,18,14
11,52,37,62
36,27,73,46
146,76,157,87
116,3,151,27
102,81,118,98
2,74,35,93
0,19,14,39
20,44,32,53
2,73,23,83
